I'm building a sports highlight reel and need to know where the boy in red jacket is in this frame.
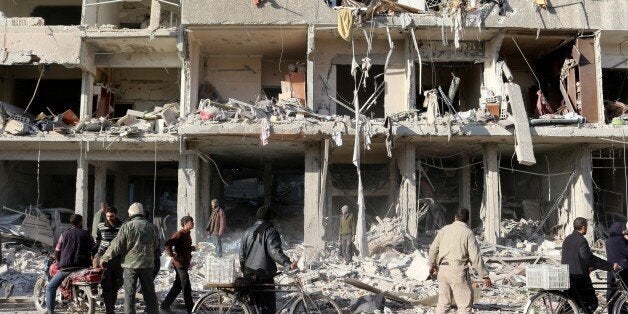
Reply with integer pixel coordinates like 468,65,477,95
161,216,195,313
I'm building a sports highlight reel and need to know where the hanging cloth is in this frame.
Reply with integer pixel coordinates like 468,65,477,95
337,8,353,41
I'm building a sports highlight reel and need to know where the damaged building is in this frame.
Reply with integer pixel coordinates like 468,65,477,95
0,0,626,272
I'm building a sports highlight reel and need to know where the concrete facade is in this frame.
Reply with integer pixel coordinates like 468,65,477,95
0,0,627,251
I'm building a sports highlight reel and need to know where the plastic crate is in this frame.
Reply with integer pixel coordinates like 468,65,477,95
526,264,570,290
204,256,235,284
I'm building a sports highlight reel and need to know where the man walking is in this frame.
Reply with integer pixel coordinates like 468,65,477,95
206,199,226,257
47,214,94,314
161,216,196,313
338,205,356,264
562,217,619,313
95,207,123,314
101,202,160,314
428,208,492,314
240,206,296,313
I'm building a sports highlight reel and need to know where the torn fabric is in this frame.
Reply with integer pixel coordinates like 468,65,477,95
338,8,353,42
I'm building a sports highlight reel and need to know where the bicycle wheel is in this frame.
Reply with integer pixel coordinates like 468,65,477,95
612,293,628,314
192,290,251,314
523,291,579,314
290,293,342,314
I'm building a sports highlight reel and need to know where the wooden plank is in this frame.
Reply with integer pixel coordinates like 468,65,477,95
505,83,536,166
577,37,601,123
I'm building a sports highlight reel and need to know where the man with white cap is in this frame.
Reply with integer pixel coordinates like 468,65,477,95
101,202,160,314
338,205,356,264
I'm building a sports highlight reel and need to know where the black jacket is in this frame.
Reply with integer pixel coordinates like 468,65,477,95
606,222,628,269
562,230,613,275
57,227,95,269
239,220,291,279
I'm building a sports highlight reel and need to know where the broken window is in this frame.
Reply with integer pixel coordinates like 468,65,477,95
415,62,482,113
336,64,385,118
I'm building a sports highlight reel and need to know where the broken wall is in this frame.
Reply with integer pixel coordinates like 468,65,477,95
0,24,82,65
416,63,482,111
261,59,300,89
313,37,407,115
82,0,121,26
110,68,180,112
204,55,262,104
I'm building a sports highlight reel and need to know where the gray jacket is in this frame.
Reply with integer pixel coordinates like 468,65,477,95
239,220,291,279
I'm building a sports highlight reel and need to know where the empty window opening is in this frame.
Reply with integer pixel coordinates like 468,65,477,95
31,6,81,25
415,62,482,114
336,64,385,118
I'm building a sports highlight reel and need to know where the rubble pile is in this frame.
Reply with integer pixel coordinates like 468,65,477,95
0,246,46,296
0,101,181,137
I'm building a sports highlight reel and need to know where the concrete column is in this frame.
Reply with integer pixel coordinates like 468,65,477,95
79,71,94,119
75,152,89,227
0,161,7,208
481,143,500,244
93,161,107,216
264,161,272,206
177,153,200,243
398,143,417,239
198,160,210,243
483,33,505,94
148,0,162,30
306,24,315,111
114,174,129,219
572,144,594,243
459,154,472,221
304,142,323,250
189,40,201,115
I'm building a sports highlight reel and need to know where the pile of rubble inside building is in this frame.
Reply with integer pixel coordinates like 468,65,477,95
0,102,181,137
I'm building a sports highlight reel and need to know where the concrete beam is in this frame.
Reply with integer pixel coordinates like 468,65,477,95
505,83,536,166
0,151,80,161
85,151,179,162
177,153,200,243
95,52,180,68
304,141,324,250
481,143,500,244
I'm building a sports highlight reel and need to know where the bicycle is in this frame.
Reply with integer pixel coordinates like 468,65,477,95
524,269,628,313
192,270,342,313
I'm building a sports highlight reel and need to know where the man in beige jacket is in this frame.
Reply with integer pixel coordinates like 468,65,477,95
428,208,492,314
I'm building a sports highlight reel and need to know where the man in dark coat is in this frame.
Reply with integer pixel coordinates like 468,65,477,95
239,206,296,313
562,217,619,313
606,221,628,310
47,214,95,314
